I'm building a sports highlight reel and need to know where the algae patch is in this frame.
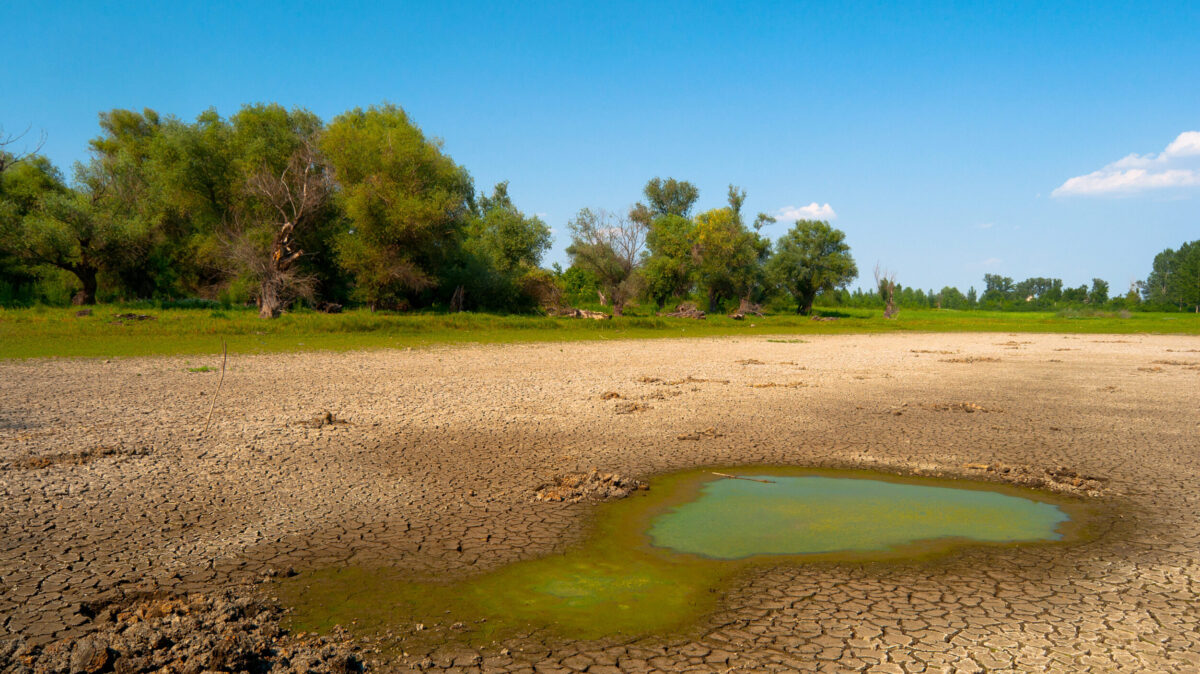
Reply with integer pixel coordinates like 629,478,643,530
277,467,1086,643
649,475,1070,559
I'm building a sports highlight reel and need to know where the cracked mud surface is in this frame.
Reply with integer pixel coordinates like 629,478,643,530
2,333,1199,672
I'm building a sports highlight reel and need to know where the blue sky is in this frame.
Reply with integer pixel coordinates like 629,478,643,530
4,1,1198,292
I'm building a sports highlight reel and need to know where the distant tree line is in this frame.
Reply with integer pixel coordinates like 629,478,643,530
1,104,1197,316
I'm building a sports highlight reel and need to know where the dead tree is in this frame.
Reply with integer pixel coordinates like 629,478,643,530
875,263,898,319
240,141,330,318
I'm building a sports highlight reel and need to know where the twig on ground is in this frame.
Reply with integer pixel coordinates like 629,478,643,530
202,340,227,435
711,472,775,484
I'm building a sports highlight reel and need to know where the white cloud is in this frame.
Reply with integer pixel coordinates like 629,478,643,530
775,202,837,221
976,222,994,229
1053,130,1200,197
981,257,1003,268
1165,131,1200,158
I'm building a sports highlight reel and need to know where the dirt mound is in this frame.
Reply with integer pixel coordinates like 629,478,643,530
1,591,365,673
534,469,648,503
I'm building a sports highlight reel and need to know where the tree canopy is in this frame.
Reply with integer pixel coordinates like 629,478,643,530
766,219,857,314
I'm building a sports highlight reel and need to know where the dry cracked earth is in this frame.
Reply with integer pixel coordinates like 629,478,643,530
2,333,1199,672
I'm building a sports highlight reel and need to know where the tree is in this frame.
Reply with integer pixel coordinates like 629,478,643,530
765,219,857,315
641,214,695,308
982,274,1015,303
691,207,769,312
1088,278,1109,305
639,177,699,219
453,181,553,310
1,159,137,304
1175,241,1200,312
322,104,474,309
235,137,331,317
467,182,551,274
631,178,701,309
875,264,898,318
938,286,968,310
1144,241,1200,311
565,208,645,315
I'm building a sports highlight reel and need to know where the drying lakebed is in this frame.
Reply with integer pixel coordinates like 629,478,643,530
277,466,1095,646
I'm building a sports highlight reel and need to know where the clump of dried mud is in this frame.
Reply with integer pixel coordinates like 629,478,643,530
534,468,648,503
0,592,365,674
961,462,1108,495
2,445,151,471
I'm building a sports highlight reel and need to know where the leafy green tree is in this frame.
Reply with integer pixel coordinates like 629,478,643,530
641,214,695,308
323,104,474,309
765,219,857,314
1061,284,1089,303
1088,278,1109,305
637,177,699,220
937,286,968,309
1144,247,1177,307
1174,241,1200,312
966,286,978,307
559,265,599,305
0,158,141,304
982,273,1015,303
629,177,701,309
691,207,769,312
1,154,63,299
451,181,553,311
85,107,217,298
1144,241,1200,311
467,182,551,274
565,208,645,315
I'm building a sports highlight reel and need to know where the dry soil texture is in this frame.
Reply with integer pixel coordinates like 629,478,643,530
2,333,1200,672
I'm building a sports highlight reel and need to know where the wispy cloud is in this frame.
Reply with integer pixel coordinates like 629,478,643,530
775,202,837,221
976,222,994,229
981,257,1003,268
1053,131,1200,197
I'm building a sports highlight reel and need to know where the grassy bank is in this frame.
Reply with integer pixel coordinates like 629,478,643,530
2,305,1198,359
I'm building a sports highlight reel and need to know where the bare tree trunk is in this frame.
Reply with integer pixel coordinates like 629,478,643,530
258,281,281,319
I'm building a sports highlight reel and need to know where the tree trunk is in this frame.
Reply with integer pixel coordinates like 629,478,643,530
70,266,98,305
707,288,721,314
258,281,281,319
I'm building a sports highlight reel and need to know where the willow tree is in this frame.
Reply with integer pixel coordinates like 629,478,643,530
323,104,474,309
766,219,857,315
565,208,645,315
691,207,769,312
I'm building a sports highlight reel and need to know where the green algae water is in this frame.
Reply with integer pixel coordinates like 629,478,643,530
649,475,1070,559
279,468,1087,643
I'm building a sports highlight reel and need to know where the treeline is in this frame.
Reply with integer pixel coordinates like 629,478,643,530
0,104,554,316
1,103,1197,316
0,103,859,317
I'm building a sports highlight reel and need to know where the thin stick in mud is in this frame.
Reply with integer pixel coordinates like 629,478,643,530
202,340,227,435
710,472,775,484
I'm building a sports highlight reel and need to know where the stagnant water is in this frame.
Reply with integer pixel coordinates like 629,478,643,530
278,468,1088,642
649,475,1070,559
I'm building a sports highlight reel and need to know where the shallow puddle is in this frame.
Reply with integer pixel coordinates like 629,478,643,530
649,475,1070,559
278,467,1090,643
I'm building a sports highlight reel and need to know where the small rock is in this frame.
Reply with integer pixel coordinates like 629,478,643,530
69,638,110,674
